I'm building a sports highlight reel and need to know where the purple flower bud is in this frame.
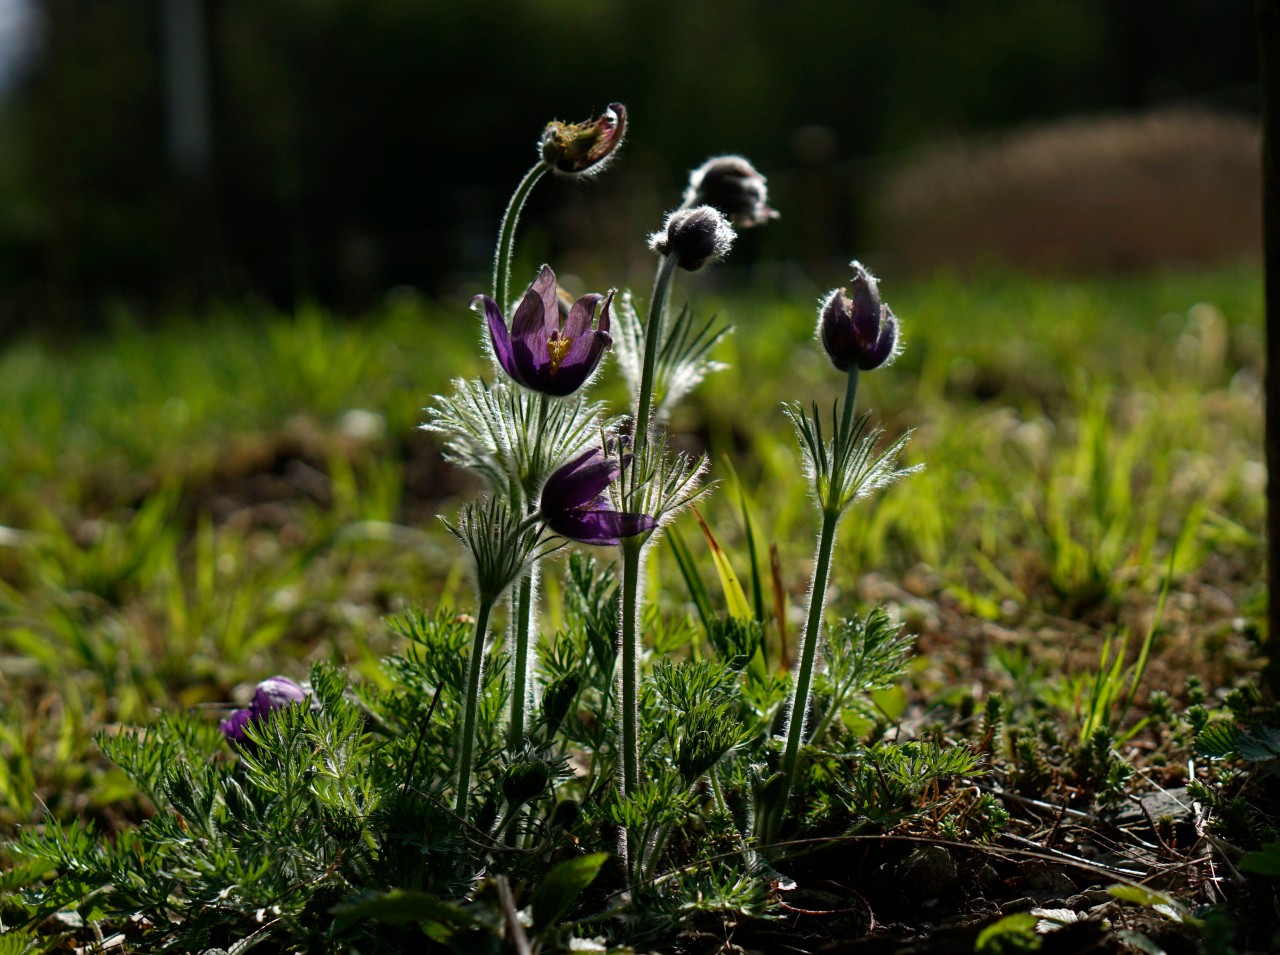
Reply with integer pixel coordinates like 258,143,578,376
540,447,656,545
474,266,615,397
539,103,626,177
818,261,900,372
220,676,308,745
682,155,778,229
648,206,736,272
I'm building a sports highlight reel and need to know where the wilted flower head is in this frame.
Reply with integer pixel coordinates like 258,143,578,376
540,446,656,545
648,206,736,272
818,261,900,372
474,266,614,397
220,676,308,745
682,155,778,229
539,103,626,176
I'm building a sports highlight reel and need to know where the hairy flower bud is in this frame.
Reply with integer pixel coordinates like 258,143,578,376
818,261,900,372
502,752,553,806
648,206,736,272
539,103,626,176
682,155,778,229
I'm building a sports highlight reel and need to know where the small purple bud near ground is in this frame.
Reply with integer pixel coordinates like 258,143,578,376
219,676,308,745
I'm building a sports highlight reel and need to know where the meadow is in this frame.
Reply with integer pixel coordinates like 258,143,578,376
0,262,1272,952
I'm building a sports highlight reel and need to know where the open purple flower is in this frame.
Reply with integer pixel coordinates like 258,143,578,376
474,266,614,397
818,261,899,372
540,447,656,545
220,676,308,745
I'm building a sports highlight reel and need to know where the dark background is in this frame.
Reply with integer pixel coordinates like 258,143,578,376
0,0,1261,331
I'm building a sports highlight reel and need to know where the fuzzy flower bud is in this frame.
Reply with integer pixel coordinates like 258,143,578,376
682,155,778,229
539,103,626,177
648,206,736,272
818,261,900,372
501,752,553,807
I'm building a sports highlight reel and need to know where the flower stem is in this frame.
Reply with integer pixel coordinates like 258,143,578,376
455,597,494,823
507,563,539,750
839,366,860,445
619,539,644,800
493,161,550,314
509,393,549,749
771,507,839,838
632,252,681,461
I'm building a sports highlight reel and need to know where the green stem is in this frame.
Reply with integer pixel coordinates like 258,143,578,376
509,394,548,749
493,161,550,314
839,366,860,445
632,252,681,463
773,508,840,834
507,564,538,749
619,540,643,800
455,598,494,822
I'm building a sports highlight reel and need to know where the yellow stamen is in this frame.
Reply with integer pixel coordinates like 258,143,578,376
547,335,574,374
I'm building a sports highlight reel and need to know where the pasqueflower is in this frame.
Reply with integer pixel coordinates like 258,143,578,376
539,103,627,176
818,261,899,372
474,266,614,397
682,155,778,229
220,676,308,744
540,447,656,545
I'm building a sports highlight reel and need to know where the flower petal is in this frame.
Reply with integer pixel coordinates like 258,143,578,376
541,448,619,512
562,293,602,342
861,306,898,370
475,294,525,384
548,508,657,545
511,265,558,339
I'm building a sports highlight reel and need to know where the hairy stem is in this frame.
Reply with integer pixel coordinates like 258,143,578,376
455,597,494,822
839,366,860,446
493,161,550,314
632,252,681,462
771,508,839,837
507,567,537,750
619,539,643,800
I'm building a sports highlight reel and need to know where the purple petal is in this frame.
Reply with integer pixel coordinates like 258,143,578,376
819,289,857,372
511,266,558,339
542,448,619,512
861,306,898,370
562,293,602,342
220,707,252,743
548,508,657,545
475,294,525,384
250,676,308,719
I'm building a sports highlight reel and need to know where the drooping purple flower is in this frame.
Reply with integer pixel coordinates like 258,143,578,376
818,261,900,372
682,155,778,229
219,676,308,745
540,447,656,545
539,103,627,177
474,266,615,397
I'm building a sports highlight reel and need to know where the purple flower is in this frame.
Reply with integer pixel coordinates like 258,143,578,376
682,155,778,229
220,676,308,745
539,103,627,176
818,261,900,372
474,266,614,397
540,447,656,545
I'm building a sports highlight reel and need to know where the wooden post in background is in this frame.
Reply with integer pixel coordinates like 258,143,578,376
1261,0,1280,696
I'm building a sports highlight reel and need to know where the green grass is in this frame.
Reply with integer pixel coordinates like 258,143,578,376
0,265,1267,939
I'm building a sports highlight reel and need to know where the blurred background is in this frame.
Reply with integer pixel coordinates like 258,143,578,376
0,0,1263,334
